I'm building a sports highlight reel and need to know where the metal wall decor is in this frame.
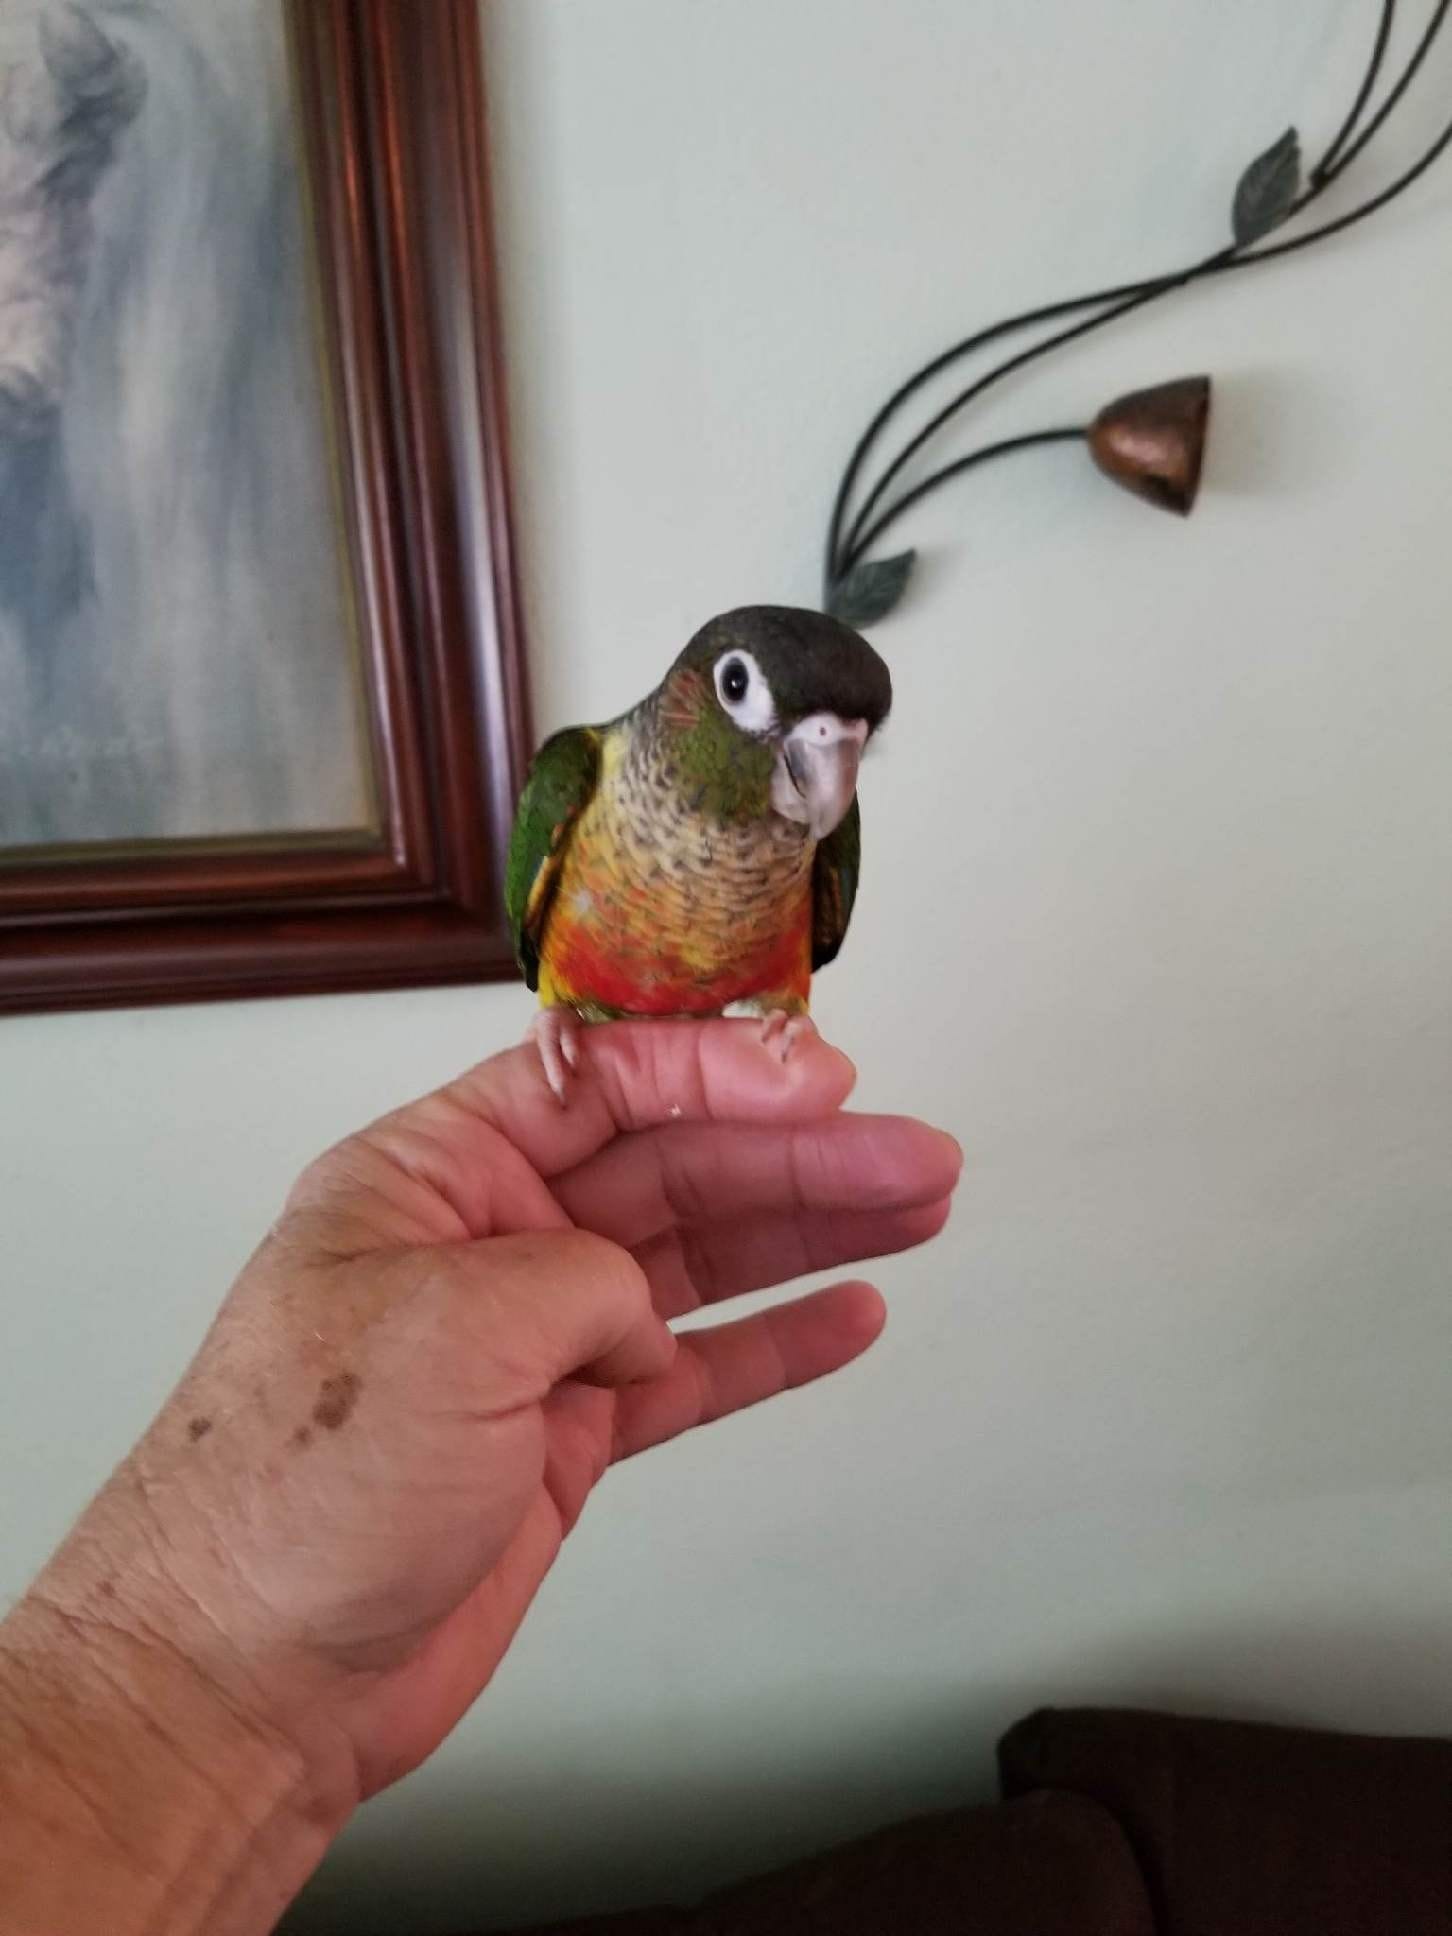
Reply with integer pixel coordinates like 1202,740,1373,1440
823,0,1452,629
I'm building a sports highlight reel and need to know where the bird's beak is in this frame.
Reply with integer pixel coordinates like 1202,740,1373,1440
771,713,870,841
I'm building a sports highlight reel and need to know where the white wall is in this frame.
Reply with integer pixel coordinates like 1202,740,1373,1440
5,2,1452,1929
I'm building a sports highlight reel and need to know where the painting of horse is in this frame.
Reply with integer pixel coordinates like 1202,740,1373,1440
0,0,373,850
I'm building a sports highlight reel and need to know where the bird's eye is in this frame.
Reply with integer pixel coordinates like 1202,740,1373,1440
712,647,775,733
720,658,749,704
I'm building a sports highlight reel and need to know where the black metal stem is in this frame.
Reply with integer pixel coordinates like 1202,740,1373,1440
1314,0,1396,181
1237,102,1452,262
826,0,1450,595
844,429,1085,567
823,285,1151,590
835,258,1231,578
831,230,1239,582
1321,0,1449,182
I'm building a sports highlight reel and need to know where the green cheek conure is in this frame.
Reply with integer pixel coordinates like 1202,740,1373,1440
505,605,891,1097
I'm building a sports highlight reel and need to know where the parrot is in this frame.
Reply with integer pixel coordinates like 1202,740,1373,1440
505,604,892,1098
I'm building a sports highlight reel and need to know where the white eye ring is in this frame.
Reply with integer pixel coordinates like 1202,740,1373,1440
713,648,776,735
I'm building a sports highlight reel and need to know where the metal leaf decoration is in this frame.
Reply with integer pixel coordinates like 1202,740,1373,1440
1232,127,1301,245
827,550,916,627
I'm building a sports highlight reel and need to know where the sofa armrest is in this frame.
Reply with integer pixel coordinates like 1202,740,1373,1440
999,1706,1452,1936
498,1791,1156,1936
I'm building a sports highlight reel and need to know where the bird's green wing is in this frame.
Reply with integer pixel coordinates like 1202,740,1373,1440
811,795,861,971
505,727,600,991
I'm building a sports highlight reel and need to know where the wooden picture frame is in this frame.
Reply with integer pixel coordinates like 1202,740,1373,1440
0,0,531,1015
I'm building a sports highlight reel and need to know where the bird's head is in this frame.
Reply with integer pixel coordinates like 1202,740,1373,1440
658,605,891,838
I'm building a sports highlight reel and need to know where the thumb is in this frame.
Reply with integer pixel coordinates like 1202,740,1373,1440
441,1228,677,1400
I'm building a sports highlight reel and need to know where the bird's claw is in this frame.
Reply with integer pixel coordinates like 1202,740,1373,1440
527,1008,582,1104
758,1010,816,1064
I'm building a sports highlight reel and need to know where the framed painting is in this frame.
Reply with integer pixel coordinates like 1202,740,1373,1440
0,0,531,1013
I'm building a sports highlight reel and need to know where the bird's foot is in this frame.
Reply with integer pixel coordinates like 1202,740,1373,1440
757,1009,817,1064
527,1007,583,1104
721,1000,817,1063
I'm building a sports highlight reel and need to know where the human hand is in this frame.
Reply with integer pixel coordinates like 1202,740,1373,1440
0,1021,959,1933
11,1024,959,1800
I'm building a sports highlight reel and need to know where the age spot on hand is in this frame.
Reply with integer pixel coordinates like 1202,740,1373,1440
187,1416,213,1443
313,1370,362,1432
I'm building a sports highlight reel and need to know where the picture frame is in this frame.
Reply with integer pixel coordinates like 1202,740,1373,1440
0,0,531,1015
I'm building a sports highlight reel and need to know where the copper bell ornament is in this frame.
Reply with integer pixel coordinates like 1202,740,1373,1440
1088,376,1211,516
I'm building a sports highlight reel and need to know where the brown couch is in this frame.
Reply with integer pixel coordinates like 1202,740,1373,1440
489,1707,1452,1935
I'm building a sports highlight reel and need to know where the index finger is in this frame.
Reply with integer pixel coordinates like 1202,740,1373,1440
446,1018,858,1179
314,1021,858,1250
